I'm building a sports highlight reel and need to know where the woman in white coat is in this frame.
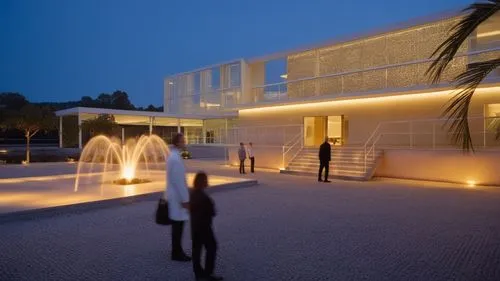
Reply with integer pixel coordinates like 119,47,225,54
166,133,191,262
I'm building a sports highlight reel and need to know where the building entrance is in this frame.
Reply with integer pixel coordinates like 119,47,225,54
303,116,345,147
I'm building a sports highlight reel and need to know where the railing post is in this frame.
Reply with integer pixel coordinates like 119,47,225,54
341,75,344,94
224,145,228,166
282,146,285,168
385,68,388,89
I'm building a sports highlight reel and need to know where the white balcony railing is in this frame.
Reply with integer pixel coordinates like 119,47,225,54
363,116,500,172
248,46,500,105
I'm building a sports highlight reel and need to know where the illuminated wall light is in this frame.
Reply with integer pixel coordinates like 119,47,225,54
466,180,477,187
0,149,7,153
280,74,288,79
477,30,500,38
239,86,500,115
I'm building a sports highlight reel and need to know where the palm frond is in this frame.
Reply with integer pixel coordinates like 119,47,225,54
442,58,500,152
427,0,500,83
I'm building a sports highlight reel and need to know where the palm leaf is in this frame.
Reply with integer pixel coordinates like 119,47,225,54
442,58,500,152
427,0,500,83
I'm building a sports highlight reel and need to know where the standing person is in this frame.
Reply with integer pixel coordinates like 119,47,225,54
190,172,223,281
166,133,191,262
318,137,331,183
238,142,246,174
248,142,255,173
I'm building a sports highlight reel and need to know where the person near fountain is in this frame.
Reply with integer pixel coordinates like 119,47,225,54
238,143,246,174
166,133,191,262
190,172,223,281
247,142,255,173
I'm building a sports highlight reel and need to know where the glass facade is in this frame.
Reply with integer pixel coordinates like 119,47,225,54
164,61,242,114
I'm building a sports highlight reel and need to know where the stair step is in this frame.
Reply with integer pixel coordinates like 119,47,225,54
298,151,383,155
283,147,384,182
286,167,366,175
289,159,376,165
280,169,366,181
297,155,379,161
288,163,375,170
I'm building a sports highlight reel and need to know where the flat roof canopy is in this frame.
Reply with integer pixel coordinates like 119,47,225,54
55,107,237,126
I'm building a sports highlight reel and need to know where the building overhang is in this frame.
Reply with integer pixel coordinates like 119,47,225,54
55,107,238,120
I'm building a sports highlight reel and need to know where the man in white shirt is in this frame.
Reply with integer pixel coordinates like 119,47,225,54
248,142,255,173
166,133,191,262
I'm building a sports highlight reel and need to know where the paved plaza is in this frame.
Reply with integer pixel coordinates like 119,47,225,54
1,161,500,280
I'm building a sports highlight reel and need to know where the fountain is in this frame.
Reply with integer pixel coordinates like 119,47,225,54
74,135,169,191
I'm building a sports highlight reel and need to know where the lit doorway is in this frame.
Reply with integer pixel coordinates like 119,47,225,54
303,116,344,147
327,116,344,146
304,117,326,147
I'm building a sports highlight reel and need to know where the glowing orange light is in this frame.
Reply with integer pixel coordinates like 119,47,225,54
466,180,476,187
239,86,500,114
122,165,135,182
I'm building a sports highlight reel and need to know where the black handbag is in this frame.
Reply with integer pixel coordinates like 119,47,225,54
155,198,173,225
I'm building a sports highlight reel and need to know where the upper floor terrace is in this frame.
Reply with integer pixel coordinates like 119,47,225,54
163,11,500,115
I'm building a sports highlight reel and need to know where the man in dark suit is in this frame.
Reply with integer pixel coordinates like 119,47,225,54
318,137,331,183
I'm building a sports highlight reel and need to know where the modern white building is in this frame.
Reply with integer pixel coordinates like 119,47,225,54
57,9,500,185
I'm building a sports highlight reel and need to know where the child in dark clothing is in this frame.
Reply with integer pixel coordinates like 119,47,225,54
190,172,223,281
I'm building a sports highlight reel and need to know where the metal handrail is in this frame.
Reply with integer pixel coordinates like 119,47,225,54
362,115,500,172
282,129,304,168
284,131,302,147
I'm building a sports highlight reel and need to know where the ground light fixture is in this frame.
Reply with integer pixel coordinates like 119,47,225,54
466,180,477,188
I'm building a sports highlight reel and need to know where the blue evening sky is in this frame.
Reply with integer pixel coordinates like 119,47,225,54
0,0,472,107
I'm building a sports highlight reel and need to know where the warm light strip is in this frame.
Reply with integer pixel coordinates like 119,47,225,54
477,30,500,38
0,173,100,184
239,86,500,114
0,169,167,184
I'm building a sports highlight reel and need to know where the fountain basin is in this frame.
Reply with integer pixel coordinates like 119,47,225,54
0,170,257,223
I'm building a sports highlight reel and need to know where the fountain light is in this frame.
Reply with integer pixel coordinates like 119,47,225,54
74,134,169,190
122,165,135,182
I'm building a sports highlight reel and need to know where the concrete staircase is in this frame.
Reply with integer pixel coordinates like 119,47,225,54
280,146,383,181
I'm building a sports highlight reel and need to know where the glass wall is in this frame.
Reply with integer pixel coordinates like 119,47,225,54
180,119,204,144
304,117,327,147
164,61,242,114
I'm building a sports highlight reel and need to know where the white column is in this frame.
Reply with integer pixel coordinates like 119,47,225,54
121,127,125,145
59,116,63,148
177,118,181,133
78,114,82,149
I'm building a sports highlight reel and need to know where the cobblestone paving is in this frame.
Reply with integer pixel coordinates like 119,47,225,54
1,171,500,281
